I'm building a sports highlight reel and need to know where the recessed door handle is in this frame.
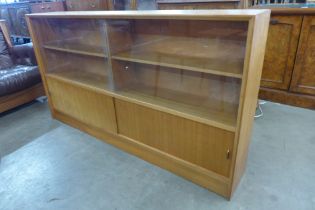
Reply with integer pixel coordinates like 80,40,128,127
226,149,230,159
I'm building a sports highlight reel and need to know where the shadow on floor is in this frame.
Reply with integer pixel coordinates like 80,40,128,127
0,100,61,157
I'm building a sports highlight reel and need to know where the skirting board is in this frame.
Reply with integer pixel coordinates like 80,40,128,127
259,87,315,110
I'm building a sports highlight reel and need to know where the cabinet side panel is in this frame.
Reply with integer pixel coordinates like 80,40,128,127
47,77,117,134
115,99,235,177
231,13,271,196
26,17,55,113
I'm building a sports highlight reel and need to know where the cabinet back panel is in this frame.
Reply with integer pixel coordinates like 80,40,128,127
108,19,248,76
45,51,109,76
133,19,248,40
44,51,112,91
33,18,108,50
115,99,235,177
112,61,240,117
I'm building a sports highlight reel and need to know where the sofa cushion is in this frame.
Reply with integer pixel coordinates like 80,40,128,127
0,65,41,96
0,31,13,70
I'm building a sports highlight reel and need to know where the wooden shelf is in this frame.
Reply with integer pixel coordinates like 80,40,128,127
43,40,107,58
112,52,243,79
44,45,107,58
46,70,111,91
111,37,244,79
114,87,237,132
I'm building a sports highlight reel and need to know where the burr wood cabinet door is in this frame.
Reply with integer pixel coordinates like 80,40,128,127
261,16,302,90
115,99,235,177
290,16,315,96
46,77,117,134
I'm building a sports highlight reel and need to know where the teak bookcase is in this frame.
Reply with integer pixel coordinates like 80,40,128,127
27,10,270,199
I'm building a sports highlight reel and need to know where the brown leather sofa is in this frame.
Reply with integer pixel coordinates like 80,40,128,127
0,20,44,113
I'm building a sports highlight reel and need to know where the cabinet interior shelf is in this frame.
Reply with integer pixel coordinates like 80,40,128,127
112,52,243,79
43,39,107,58
46,69,111,91
44,45,107,58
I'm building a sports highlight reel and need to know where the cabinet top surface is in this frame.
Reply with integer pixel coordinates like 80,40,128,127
27,10,270,20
